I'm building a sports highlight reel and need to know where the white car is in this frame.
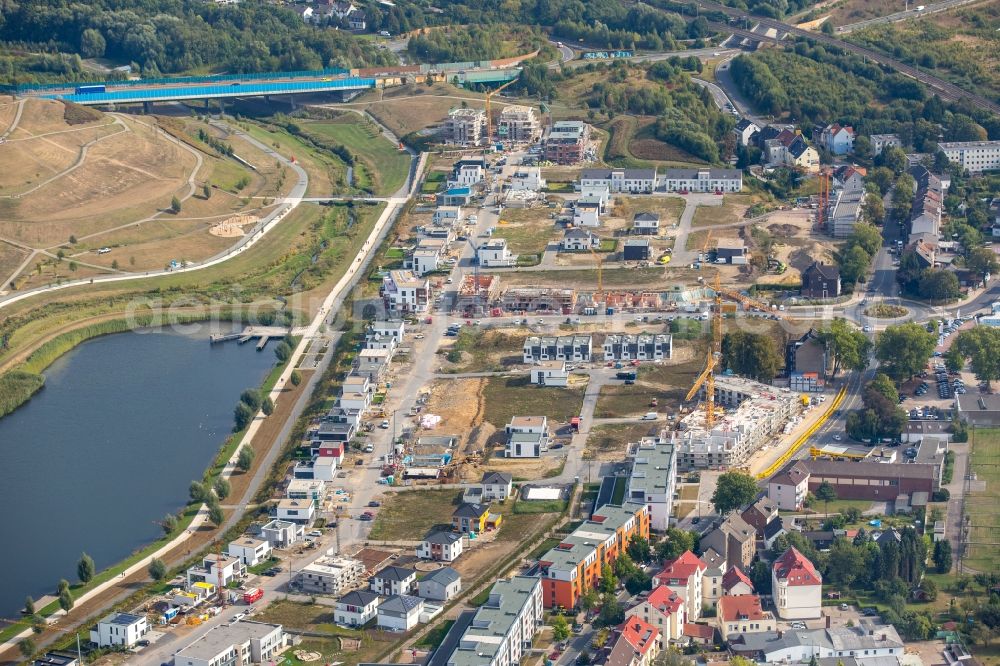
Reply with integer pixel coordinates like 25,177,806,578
863,325,872,332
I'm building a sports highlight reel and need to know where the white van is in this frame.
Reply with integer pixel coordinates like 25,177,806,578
642,412,658,421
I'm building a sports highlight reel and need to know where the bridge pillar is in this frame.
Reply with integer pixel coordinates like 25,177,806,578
142,101,151,114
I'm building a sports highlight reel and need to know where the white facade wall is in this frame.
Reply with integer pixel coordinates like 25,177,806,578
773,578,822,619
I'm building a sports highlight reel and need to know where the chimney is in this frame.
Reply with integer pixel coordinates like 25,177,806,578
826,614,831,629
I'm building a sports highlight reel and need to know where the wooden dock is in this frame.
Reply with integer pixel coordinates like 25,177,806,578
210,326,289,350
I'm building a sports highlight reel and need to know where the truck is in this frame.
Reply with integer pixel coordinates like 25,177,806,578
616,371,637,380
75,84,106,95
242,588,263,604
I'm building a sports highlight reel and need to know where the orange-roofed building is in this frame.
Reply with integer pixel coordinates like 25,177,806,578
722,565,754,596
717,594,776,636
772,546,822,619
631,585,685,648
652,550,706,621
611,615,660,666
538,502,649,609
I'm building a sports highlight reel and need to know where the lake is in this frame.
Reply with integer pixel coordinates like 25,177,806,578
0,326,276,619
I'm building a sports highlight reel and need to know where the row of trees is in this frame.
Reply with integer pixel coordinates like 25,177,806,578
730,40,999,142
846,372,907,442
1,0,396,85
720,330,783,383
835,222,882,290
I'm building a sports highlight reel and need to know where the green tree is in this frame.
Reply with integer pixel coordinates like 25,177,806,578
80,28,106,57
58,587,74,612
149,557,167,581
237,446,255,472
162,513,178,535
861,193,885,226
877,145,908,176
751,560,772,594
721,330,782,382
839,244,872,288
214,477,231,500
209,503,225,526
31,615,46,634
598,593,624,626
77,553,95,583
815,481,837,515
170,196,182,214
656,528,695,561
945,347,965,373
240,388,262,412
111,259,119,270
953,328,1000,388
290,369,302,386
850,223,883,257
56,249,65,262
933,540,952,574
866,167,895,196
580,588,600,613
68,261,77,272
189,480,209,503
262,396,274,416
822,318,871,375
966,248,1000,281
876,323,936,381
203,183,212,199
58,579,69,594
627,536,652,563
18,638,36,659
234,401,255,431
918,270,961,302
274,341,292,362
552,614,571,641
24,596,35,615
869,372,899,404
600,563,618,595
711,472,758,515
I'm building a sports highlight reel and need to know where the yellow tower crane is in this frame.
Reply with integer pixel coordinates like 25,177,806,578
588,245,604,307
484,78,519,146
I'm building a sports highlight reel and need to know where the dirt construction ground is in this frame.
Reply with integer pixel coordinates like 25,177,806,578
756,210,837,286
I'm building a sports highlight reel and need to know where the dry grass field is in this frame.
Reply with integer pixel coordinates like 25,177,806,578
0,103,300,276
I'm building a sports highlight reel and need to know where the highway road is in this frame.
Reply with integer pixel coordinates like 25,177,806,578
836,0,982,33
689,0,1000,114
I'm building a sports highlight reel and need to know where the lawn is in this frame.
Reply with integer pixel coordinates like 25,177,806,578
513,498,568,514
594,384,660,418
303,118,410,196
443,328,525,373
615,196,686,228
965,427,1000,573
368,488,460,540
494,211,558,255
691,195,755,228
258,600,399,665
482,375,586,429
585,422,658,459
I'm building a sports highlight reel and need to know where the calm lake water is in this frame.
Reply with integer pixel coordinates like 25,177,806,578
0,326,275,619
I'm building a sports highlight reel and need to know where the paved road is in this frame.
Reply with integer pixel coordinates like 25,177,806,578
836,0,981,33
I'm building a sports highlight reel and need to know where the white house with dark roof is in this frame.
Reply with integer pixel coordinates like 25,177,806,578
90,613,148,648
335,590,380,627
768,461,810,511
418,566,462,601
734,118,760,146
417,531,464,562
580,167,657,194
377,594,424,631
659,168,743,193
481,471,514,501
632,212,661,235
370,566,417,596
561,227,601,251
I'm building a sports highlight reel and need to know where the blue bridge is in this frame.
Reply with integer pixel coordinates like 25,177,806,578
21,65,522,106
40,77,377,106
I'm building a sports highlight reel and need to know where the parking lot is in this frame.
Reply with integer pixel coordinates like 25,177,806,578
776,603,867,631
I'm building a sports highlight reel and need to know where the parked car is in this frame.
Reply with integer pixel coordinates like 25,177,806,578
368,500,381,507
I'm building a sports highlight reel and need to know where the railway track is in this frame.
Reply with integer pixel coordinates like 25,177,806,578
695,0,1000,115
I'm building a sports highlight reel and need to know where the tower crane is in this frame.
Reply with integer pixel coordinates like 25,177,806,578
588,245,604,307
684,274,798,428
484,78,519,147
